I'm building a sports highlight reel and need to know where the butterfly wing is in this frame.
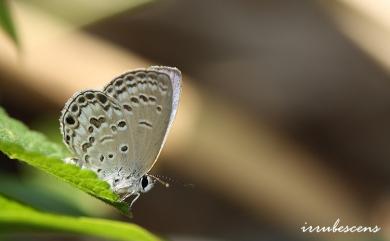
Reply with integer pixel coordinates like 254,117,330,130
103,66,181,176
60,90,137,184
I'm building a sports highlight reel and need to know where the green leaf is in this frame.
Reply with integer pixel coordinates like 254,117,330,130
0,0,18,46
0,195,163,241
0,107,129,214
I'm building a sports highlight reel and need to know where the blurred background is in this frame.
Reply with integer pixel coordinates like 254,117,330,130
0,0,389,240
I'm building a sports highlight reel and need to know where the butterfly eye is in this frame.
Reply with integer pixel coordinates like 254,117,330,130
141,175,154,193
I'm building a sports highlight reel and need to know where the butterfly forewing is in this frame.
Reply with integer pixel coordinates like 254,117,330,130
103,66,181,175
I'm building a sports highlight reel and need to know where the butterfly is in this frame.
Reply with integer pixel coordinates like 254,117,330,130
60,66,181,207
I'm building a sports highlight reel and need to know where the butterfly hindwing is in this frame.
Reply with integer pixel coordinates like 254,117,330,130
60,90,136,184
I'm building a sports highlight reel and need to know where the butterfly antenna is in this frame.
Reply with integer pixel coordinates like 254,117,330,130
154,174,195,188
149,174,170,188
154,174,176,183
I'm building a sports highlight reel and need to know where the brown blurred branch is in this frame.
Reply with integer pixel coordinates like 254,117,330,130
321,0,390,74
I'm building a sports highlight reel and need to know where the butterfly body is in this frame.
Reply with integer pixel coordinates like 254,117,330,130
60,66,181,205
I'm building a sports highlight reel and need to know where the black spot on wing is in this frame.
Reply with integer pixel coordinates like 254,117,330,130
139,120,153,128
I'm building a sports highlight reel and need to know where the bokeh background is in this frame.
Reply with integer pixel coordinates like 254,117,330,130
0,0,389,240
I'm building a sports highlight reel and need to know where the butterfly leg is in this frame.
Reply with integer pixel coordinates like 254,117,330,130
119,192,140,210
63,157,82,168
129,192,140,208
119,191,135,202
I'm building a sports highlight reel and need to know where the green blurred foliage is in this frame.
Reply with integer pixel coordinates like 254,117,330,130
0,195,163,241
0,0,18,46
